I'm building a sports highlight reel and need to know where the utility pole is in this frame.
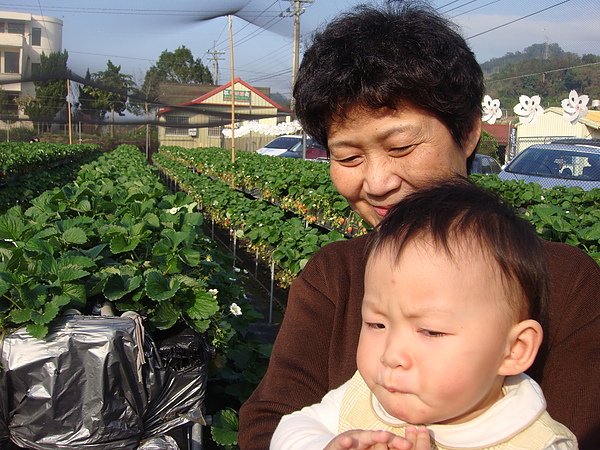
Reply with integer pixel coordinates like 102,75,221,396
206,42,225,85
282,0,314,111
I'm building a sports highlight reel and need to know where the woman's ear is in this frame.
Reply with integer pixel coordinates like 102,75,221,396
498,320,543,376
464,117,482,158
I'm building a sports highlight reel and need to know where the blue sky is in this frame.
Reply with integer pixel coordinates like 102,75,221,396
7,0,600,96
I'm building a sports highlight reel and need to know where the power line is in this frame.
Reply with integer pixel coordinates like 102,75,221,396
451,0,502,18
466,0,571,39
485,60,600,83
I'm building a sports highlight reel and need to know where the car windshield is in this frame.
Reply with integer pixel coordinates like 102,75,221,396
264,137,300,149
507,147,600,181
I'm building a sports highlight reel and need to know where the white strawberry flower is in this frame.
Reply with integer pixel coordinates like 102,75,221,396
561,90,589,125
513,95,544,124
229,303,242,316
482,95,502,124
208,288,219,297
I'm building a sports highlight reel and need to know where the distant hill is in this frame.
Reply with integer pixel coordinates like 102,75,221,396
481,43,600,114
270,92,291,109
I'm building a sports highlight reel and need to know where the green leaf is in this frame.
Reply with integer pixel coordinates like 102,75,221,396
104,273,142,301
62,227,88,245
149,300,180,330
186,290,219,320
109,235,140,254
80,244,107,261
0,215,25,241
26,323,48,339
61,283,87,306
40,301,60,324
52,294,73,308
145,271,181,301
24,238,55,256
211,408,239,446
57,267,90,283
10,307,32,324
180,248,201,267
183,212,203,227
144,213,161,228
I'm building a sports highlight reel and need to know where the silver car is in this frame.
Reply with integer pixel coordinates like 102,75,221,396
498,143,600,191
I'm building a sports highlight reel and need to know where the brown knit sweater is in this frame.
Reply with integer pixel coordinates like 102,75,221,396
238,236,600,449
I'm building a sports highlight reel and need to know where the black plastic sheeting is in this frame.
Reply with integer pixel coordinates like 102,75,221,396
0,314,209,450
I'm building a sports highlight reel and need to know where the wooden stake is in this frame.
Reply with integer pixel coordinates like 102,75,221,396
229,15,236,163
66,78,72,144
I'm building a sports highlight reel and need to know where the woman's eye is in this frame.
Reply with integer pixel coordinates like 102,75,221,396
335,155,362,166
389,145,415,155
366,322,385,329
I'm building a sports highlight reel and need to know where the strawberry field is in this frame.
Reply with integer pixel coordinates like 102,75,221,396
0,142,598,449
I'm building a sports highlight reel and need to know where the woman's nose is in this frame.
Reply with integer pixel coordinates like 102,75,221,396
363,157,402,197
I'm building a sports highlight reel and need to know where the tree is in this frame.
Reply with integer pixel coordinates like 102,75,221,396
80,60,135,137
476,130,499,159
23,50,69,132
144,45,213,88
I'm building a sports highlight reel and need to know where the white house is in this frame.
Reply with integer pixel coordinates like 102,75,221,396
515,106,600,153
0,11,63,118
157,78,293,151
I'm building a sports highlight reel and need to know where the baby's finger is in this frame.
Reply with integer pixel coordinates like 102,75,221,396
404,426,431,450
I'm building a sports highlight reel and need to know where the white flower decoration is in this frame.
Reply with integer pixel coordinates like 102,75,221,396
513,95,544,124
561,90,589,125
482,95,502,124
208,288,219,297
229,303,242,316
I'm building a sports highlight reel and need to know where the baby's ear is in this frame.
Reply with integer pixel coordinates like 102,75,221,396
498,320,543,376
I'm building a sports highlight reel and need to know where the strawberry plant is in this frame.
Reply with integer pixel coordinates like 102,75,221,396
0,145,254,346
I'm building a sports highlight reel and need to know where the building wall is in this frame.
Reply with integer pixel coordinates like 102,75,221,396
515,107,600,152
0,11,63,117
158,82,290,150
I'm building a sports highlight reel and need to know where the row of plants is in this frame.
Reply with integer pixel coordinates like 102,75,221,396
156,146,599,265
0,151,104,213
472,175,600,263
0,144,268,448
158,146,369,236
153,152,345,288
0,142,101,180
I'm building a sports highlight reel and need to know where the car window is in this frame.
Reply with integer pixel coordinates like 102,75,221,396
264,137,300,149
507,147,599,180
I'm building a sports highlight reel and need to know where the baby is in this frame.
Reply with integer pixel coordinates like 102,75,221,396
271,178,577,450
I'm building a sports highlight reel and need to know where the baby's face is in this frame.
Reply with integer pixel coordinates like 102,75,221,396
357,238,516,425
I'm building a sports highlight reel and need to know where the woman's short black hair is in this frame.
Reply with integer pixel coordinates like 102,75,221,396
366,177,548,325
294,0,484,151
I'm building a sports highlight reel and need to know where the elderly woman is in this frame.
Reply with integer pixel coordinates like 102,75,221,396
238,2,600,449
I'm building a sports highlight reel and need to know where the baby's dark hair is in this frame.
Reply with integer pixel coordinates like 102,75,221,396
366,178,548,324
294,0,483,155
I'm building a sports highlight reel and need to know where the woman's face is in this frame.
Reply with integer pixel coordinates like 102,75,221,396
327,105,480,226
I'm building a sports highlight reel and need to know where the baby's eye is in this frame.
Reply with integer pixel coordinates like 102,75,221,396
366,322,385,330
419,329,446,338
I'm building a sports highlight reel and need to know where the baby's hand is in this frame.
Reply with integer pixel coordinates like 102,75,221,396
404,426,431,450
324,429,414,450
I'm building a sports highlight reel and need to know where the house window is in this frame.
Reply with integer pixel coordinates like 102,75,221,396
31,62,40,75
0,92,19,117
4,52,20,74
0,23,5,33
31,27,42,46
164,115,190,136
7,22,25,35
208,126,222,138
